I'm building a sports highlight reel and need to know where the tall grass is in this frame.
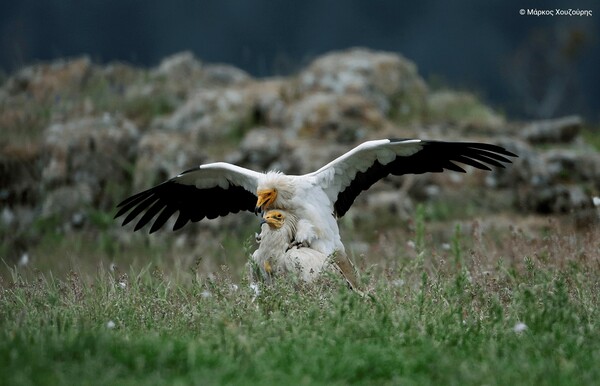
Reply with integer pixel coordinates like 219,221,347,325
1,217,599,385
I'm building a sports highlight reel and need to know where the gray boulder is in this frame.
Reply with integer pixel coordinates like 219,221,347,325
42,115,139,205
521,115,582,144
284,92,386,143
132,130,205,191
295,48,428,121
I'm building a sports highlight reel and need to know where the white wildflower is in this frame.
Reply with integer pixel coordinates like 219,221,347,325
593,196,600,207
513,322,528,333
249,283,260,297
201,290,212,298
424,184,440,197
1,207,15,225
106,320,116,329
18,253,29,267
441,243,451,251
391,279,405,287
406,240,416,249
485,174,497,188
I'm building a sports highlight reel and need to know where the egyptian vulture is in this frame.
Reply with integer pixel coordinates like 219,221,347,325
115,138,517,258
251,209,340,283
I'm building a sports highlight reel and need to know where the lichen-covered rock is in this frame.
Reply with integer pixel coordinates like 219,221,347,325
41,183,94,225
426,90,505,132
249,79,289,127
491,138,600,214
521,115,582,144
497,146,600,190
151,79,286,143
42,115,139,203
543,150,600,188
226,127,287,171
201,64,252,87
151,51,252,90
285,141,349,175
488,138,545,188
153,86,253,138
153,51,203,80
132,130,205,191
285,92,386,142
148,51,205,100
518,184,592,214
0,144,42,207
295,48,428,121
3,56,93,101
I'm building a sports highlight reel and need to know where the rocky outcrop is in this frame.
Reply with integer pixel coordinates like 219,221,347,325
0,144,42,207
284,92,386,143
42,115,139,191
32,116,137,230
294,48,428,121
1,48,599,259
491,137,599,218
520,115,582,144
426,90,505,132
132,130,205,191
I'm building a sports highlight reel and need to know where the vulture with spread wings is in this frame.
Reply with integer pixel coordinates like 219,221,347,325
115,139,517,264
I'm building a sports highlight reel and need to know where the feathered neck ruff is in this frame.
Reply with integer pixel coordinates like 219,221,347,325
258,171,296,207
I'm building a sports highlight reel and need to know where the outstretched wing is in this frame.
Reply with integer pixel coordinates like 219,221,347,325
308,139,517,217
114,162,262,233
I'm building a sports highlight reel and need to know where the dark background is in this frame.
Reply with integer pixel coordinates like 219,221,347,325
1,0,598,121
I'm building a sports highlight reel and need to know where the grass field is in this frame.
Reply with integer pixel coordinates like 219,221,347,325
1,207,599,385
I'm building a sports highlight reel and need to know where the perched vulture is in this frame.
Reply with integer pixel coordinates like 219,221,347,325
115,138,517,261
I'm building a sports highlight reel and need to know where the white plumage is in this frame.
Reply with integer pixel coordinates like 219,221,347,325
251,210,333,283
115,138,517,280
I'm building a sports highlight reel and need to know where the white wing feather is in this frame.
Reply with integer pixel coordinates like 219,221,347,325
177,162,263,191
307,139,423,202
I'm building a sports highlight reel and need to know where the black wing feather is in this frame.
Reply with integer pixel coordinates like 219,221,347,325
134,199,167,231
122,195,159,226
334,140,517,216
114,192,154,219
452,155,492,171
150,205,179,233
115,179,257,233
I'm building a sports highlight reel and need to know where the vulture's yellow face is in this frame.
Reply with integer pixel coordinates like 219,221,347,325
256,188,278,212
263,210,285,229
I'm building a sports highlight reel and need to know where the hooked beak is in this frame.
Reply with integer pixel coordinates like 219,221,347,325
261,210,285,229
255,189,277,215
255,206,263,216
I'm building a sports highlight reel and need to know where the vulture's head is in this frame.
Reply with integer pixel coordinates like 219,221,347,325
255,172,295,214
262,210,286,230
260,209,298,238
